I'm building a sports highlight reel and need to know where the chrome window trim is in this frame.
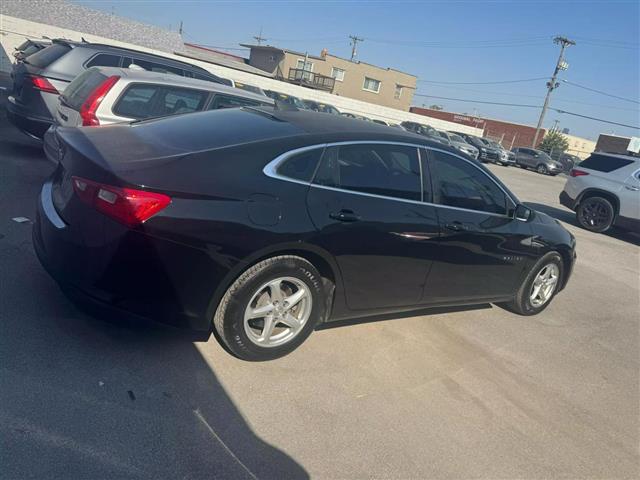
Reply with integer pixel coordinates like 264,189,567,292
262,141,515,218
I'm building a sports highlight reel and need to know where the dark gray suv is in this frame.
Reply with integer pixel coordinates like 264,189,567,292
512,147,564,175
7,39,230,138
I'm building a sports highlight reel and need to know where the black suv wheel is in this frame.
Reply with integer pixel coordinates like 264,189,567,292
576,196,615,233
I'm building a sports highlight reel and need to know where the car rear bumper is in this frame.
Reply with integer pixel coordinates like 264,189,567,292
6,95,52,139
559,191,577,211
33,179,216,333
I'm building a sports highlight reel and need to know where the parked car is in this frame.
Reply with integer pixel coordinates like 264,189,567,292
51,67,273,129
401,121,448,145
7,39,229,138
264,90,308,109
557,152,581,172
512,147,564,175
485,139,516,166
437,131,479,159
230,79,267,97
13,38,51,62
302,100,340,115
35,107,576,361
560,152,640,233
453,132,502,164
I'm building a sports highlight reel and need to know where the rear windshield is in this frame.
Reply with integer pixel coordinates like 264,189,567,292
61,68,109,110
25,43,71,68
579,154,635,172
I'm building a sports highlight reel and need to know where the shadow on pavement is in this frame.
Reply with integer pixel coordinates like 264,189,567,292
526,202,640,247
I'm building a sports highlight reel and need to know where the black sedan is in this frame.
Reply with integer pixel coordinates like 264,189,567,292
35,107,576,361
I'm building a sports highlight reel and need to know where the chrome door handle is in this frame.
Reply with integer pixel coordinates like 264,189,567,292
624,185,640,191
329,210,361,222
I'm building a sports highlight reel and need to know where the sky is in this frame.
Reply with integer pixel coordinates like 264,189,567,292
75,0,640,140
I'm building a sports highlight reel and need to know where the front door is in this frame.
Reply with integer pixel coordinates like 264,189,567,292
306,142,440,310
423,149,537,303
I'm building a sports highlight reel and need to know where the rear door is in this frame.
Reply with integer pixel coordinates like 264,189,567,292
306,142,440,310
621,168,640,220
423,149,536,302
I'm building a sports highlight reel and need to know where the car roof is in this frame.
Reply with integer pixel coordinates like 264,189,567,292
592,151,640,161
90,67,273,103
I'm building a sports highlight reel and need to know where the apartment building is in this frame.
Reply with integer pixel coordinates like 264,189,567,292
241,44,417,111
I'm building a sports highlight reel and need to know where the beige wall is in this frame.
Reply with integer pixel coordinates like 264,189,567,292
251,49,417,111
562,133,596,159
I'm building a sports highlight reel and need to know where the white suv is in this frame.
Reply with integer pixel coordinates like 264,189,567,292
560,153,640,233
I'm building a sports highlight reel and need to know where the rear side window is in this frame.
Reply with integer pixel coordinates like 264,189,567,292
313,143,422,201
277,148,323,182
208,94,261,110
124,57,184,76
429,150,507,215
579,154,635,172
156,87,208,116
62,68,109,110
25,43,71,68
86,54,121,68
114,85,159,119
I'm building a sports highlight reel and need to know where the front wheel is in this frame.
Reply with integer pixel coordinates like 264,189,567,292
501,252,563,315
213,256,327,361
536,164,548,174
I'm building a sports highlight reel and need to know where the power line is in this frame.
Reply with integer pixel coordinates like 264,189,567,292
418,77,548,85
561,80,640,104
553,109,639,130
413,94,542,108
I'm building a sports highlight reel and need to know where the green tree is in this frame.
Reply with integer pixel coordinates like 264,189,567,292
539,131,569,157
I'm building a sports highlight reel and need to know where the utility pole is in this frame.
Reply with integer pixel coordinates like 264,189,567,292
178,20,183,36
532,36,575,147
349,35,364,61
253,27,267,45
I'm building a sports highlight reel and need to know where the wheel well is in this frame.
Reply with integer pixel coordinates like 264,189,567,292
577,189,620,216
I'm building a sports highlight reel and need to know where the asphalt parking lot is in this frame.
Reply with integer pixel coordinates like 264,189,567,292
0,77,638,479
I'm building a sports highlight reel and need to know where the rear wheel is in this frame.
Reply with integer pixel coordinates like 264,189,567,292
576,196,615,233
213,256,326,361
536,164,548,174
501,252,563,315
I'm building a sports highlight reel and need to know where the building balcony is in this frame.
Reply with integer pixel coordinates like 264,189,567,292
287,68,335,92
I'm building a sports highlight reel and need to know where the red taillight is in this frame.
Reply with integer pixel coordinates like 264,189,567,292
570,169,589,177
79,75,120,126
71,176,170,227
29,75,58,94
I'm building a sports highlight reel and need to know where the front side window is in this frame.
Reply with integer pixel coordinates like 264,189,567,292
277,148,324,182
363,77,381,93
429,150,508,215
314,143,421,201
114,85,159,119
86,53,121,68
331,67,345,82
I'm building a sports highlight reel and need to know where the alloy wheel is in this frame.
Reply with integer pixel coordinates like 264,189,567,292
537,164,548,174
243,276,312,348
529,263,559,307
579,200,612,230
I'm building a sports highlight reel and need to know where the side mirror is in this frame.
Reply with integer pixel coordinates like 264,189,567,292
533,153,540,158
515,204,533,222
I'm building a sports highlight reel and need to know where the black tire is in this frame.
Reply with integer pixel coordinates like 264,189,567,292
500,252,563,316
576,196,615,233
213,255,326,361
536,164,548,175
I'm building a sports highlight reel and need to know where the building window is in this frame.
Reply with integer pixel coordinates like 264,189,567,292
296,58,314,71
331,67,345,82
362,77,381,93
394,85,403,99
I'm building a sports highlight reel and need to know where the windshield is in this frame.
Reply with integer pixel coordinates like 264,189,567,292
449,134,466,143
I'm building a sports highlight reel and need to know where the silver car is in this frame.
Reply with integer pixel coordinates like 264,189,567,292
437,131,479,159
53,66,273,128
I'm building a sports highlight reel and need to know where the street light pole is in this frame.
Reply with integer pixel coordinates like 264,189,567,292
532,36,575,147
